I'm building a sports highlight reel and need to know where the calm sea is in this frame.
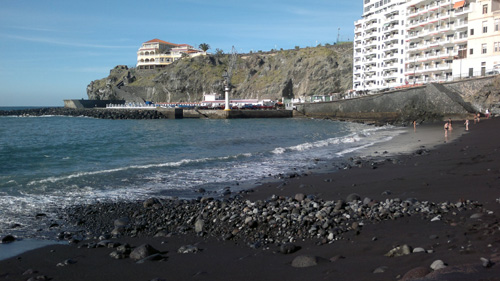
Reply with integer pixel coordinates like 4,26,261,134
0,107,404,238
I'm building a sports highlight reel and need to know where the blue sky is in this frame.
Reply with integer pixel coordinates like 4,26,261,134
0,0,362,106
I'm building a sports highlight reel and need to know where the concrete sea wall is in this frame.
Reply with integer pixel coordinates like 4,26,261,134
295,78,494,124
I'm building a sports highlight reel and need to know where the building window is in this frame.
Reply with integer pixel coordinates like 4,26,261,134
495,42,500,52
483,4,488,14
470,48,474,55
496,19,500,31
482,43,487,54
470,28,474,35
483,21,488,33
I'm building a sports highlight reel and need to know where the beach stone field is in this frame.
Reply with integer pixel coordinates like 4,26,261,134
62,190,491,250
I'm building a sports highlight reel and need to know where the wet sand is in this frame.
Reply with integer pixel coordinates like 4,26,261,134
1,118,499,281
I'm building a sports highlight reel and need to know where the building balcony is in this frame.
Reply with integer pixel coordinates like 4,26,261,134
453,6,471,17
411,63,452,75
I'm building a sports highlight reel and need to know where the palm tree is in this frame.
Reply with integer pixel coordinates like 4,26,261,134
199,43,210,52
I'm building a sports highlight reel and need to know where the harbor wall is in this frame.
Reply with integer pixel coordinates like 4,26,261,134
183,109,293,119
294,78,495,124
64,100,125,109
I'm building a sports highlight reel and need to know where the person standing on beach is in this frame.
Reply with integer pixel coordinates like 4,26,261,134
444,121,449,141
464,119,469,131
413,120,416,132
448,118,453,130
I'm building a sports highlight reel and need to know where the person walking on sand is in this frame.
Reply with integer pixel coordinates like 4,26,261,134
477,113,480,123
464,119,469,131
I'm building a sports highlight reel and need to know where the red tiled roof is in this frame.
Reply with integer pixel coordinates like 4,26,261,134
145,38,179,46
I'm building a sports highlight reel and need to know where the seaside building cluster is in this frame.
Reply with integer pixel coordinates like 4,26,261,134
353,0,500,92
136,39,206,70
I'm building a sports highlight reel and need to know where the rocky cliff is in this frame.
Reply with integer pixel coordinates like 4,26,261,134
87,43,353,103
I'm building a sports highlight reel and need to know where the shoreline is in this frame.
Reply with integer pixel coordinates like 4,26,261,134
1,118,499,280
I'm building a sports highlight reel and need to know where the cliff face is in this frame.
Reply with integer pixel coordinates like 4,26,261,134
87,43,353,102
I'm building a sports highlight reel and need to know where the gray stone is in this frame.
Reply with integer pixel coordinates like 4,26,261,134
116,244,131,254
1,235,16,244
114,217,130,227
178,245,199,254
430,260,447,270
346,193,361,202
412,247,426,253
334,200,345,211
111,226,125,236
130,244,160,260
143,198,159,208
279,243,300,254
291,255,319,268
373,266,388,273
401,267,430,281
56,259,76,267
294,193,306,202
470,213,483,219
480,257,493,268
194,219,204,233
385,244,412,257
109,251,126,259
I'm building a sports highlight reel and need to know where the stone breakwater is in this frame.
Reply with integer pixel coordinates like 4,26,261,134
60,189,489,249
0,107,171,120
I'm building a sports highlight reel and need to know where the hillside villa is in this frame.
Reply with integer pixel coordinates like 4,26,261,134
136,39,206,69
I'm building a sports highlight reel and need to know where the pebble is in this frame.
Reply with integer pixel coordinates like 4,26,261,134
401,267,430,281
294,193,306,202
480,257,493,268
373,266,388,273
130,244,160,260
412,247,426,253
346,193,361,202
279,243,300,254
178,245,200,254
1,235,16,244
56,259,76,267
385,245,412,257
470,213,483,219
194,219,204,233
430,215,441,222
291,255,319,268
430,260,447,270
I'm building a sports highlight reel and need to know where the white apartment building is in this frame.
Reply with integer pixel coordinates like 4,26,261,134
456,0,500,76
405,0,470,84
136,39,205,70
354,0,407,91
352,0,500,92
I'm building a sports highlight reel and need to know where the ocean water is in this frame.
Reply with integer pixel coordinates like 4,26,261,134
0,108,404,238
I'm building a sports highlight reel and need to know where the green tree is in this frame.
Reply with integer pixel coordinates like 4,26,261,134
199,43,210,52
215,48,224,57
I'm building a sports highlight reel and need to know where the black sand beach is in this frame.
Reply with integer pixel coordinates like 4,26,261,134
1,117,499,281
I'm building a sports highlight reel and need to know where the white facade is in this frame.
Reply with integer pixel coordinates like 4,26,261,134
136,39,205,69
405,0,469,84
353,0,407,91
352,0,500,92
457,0,500,76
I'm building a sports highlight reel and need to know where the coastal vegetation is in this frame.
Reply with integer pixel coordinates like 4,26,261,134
87,43,353,103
